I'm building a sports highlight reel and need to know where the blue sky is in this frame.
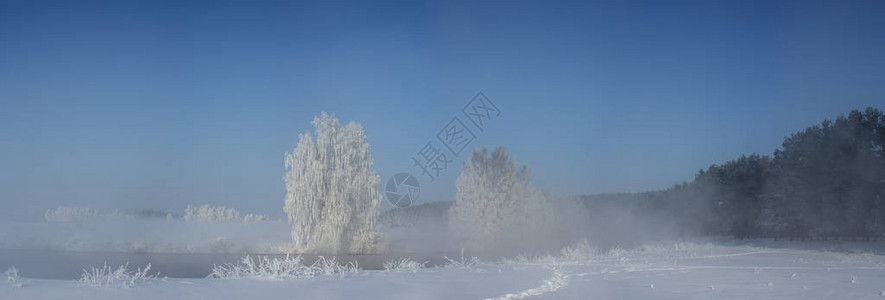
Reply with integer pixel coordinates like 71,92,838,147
1,0,883,219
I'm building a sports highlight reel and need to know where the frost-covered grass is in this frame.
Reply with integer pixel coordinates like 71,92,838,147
444,248,483,271
79,263,157,288
503,240,721,266
382,257,426,272
557,240,599,261
207,255,360,279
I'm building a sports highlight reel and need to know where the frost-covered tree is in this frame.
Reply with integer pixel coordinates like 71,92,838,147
449,147,561,251
284,112,383,254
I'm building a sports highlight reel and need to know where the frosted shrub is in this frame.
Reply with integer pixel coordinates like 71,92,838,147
44,206,97,222
79,263,157,288
284,112,384,254
209,255,309,279
4,267,25,287
559,240,598,261
184,204,241,223
383,258,426,272
5,267,19,283
312,256,360,277
444,249,482,271
208,255,360,279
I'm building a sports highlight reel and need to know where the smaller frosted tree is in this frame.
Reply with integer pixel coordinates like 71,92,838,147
284,112,384,254
449,147,558,251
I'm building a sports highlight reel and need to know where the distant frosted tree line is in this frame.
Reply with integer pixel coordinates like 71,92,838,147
44,205,271,223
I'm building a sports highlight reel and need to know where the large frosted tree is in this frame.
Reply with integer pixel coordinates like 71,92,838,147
284,112,383,254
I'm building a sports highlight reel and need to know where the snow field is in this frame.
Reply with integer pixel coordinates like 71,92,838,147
2,241,884,299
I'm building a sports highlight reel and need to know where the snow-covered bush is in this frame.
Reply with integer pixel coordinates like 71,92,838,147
5,267,18,283
558,240,598,261
312,256,360,277
208,255,360,279
5,267,25,287
443,248,482,271
184,204,241,223
44,206,97,222
209,255,308,279
79,263,157,288
284,112,384,254
382,258,426,272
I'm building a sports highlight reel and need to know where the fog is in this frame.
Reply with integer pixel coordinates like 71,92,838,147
4,107,883,281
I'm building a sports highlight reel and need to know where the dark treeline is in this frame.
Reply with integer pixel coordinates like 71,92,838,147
585,107,885,241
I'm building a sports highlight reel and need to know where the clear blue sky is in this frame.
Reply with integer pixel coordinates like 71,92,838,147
1,0,883,219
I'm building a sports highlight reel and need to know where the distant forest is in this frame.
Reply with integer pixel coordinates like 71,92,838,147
583,107,885,241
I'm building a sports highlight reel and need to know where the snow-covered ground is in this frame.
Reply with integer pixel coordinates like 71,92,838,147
3,240,885,299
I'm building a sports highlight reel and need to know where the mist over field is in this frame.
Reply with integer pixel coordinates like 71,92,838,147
2,0,885,299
